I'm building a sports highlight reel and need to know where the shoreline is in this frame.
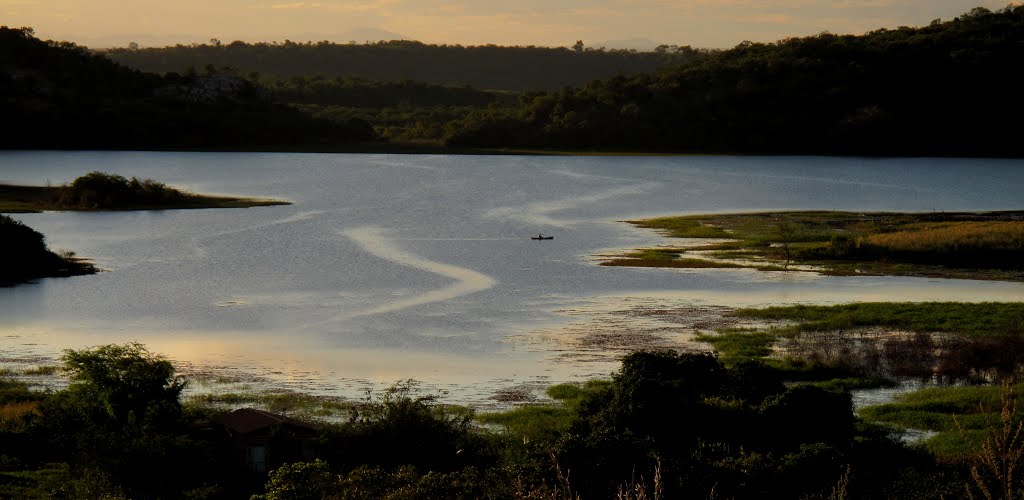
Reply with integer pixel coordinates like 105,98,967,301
5,146,1024,159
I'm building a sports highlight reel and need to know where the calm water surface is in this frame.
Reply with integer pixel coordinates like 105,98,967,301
1,152,1022,405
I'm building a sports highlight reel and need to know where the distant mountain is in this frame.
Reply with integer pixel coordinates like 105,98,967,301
105,41,699,92
65,33,208,49
589,38,662,51
331,27,410,43
63,27,409,49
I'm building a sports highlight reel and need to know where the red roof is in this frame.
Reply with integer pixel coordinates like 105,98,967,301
214,408,318,435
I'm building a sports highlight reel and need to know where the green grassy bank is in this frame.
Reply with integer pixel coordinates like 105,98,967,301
602,210,1024,281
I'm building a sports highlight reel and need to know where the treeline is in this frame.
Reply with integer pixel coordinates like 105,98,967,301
0,344,981,498
104,40,706,92
0,27,372,150
253,75,516,142
263,76,515,108
444,6,1024,156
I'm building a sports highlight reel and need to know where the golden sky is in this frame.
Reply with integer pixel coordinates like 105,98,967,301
1,0,1012,48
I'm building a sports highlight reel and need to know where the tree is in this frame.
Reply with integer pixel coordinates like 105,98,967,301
60,342,186,428
258,460,340,500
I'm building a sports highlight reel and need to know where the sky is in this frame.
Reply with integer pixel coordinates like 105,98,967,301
1,0,1013,49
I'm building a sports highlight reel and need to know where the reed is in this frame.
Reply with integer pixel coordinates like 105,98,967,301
866,222,1024,253
610,211,1024,280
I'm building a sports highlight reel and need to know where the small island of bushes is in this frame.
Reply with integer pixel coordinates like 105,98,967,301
0,171,290,285
0,171,290,213
0,214,96,285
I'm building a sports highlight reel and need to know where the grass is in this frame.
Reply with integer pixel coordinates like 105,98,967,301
187,390,353,418
809,376,897,392
0,401,39,423
693,302,1024,397
21,366,58,376
864,221,1024,253
605,210,1024,281
719,302,1024,382
859,384,1023,462
0,464,74,499
476,380,611,442
729,302,1024,338
626,217,732,238
694,329,778,364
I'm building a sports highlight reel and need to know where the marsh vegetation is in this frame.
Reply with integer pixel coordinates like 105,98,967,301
603,210,1024,281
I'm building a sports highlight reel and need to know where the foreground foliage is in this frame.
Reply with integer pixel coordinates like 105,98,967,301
2,342,1018,498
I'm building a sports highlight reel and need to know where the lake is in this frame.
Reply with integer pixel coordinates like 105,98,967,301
2,151,1023,406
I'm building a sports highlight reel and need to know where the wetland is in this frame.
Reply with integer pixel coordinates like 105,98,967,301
2,151,1024,498
2,151,1023,405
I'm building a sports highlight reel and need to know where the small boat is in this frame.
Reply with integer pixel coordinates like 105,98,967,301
531,234,554,240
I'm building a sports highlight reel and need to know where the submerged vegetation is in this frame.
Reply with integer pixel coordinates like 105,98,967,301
731,302,1024,338
699,302,1024,382
684,301,1024,468
0,171,289,212
604,210,1024,281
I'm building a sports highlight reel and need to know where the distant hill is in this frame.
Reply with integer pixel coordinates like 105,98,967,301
0,27,372,150
589,38,662,51
444,6,1024,157
103,41,703,92
58,27,411,50
330,27,410,43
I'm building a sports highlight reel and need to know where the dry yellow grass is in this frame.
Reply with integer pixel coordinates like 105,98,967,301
865,221,1024,252
0,401,39,421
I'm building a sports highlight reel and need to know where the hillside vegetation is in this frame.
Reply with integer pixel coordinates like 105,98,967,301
104,41,704,92
5,6,1024,155
445,6,1024,156
0,27,372,150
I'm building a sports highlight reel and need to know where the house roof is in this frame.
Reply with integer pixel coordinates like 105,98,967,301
214,408,319,435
